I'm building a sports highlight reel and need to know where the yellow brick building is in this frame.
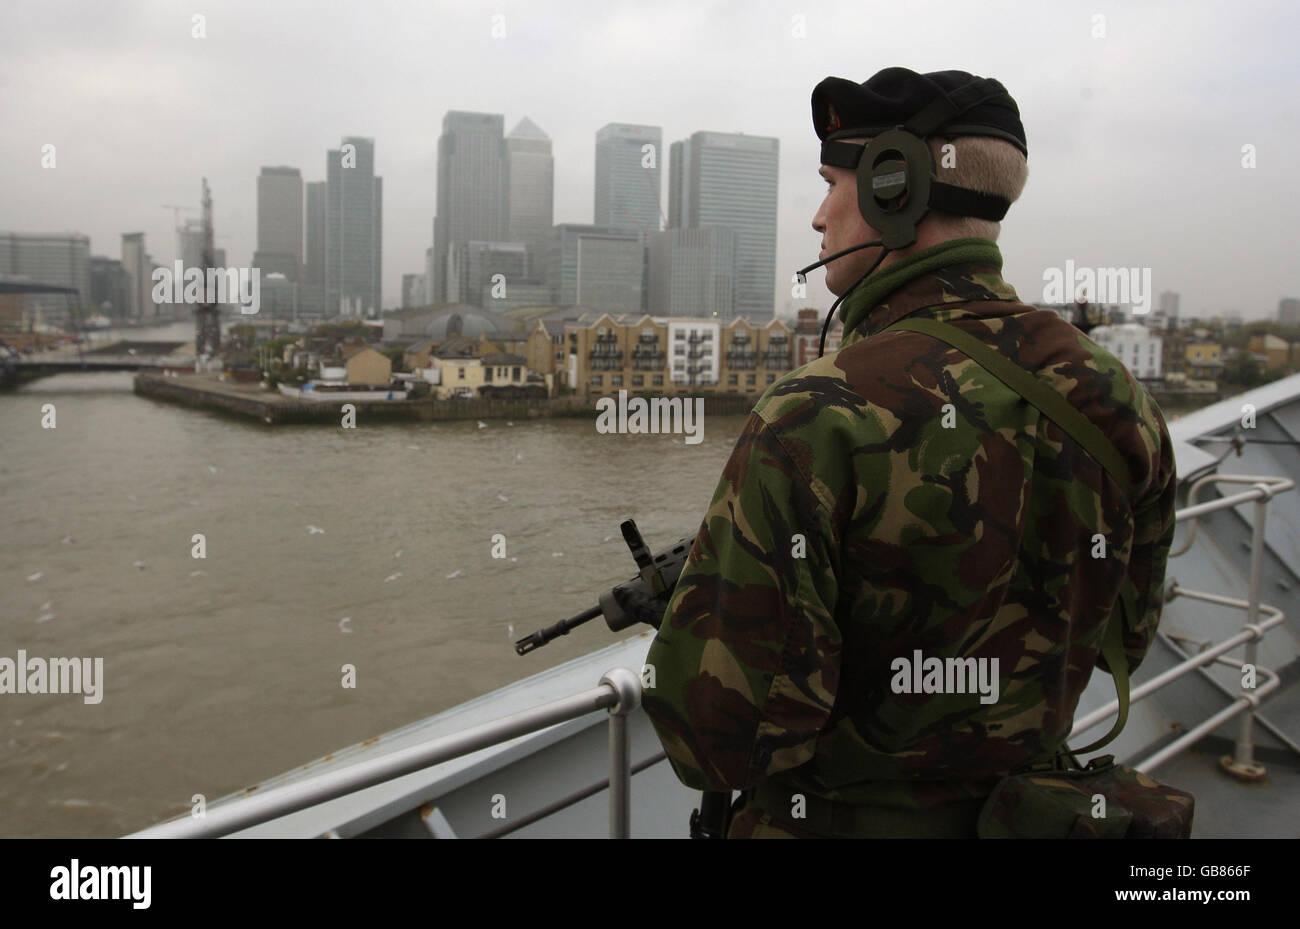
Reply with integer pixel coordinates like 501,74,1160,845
342,346,392,386
564,313,794,398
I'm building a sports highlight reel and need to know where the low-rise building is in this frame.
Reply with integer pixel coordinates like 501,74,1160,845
1248,334,1291,371
318,345,391,385
1088,323,1162,380
794,307,841,366
564,313,794,399
1185,342,1224,380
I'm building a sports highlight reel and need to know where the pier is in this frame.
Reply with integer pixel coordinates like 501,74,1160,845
133,372,759,425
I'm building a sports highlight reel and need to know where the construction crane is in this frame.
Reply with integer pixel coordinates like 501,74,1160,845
162,204,196,229
194,180,221,358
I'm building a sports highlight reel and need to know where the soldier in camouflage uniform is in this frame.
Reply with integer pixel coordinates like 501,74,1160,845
641,68,1178,838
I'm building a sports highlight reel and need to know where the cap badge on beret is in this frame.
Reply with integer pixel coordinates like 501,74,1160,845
824,103,841,135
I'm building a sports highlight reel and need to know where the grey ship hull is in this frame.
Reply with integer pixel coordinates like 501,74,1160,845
132,376,1300,839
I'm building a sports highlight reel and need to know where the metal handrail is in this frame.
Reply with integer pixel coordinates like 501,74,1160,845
127,667,642,839
1068,474,1294,776
1169,473,1293,557
129,473,1295,838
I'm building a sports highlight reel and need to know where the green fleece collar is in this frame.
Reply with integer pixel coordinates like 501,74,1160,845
837,238,1003,338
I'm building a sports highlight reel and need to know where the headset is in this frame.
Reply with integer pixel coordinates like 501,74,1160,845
799,77,1021,357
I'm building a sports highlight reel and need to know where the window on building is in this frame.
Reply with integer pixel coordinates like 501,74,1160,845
633,375,644,387
728,374,738,386
458,368,465,380
674,331,684,340
485,367,493,382
598,327,606,336
592,375,603,387
642,328,654,338
746,374,756,386
611,375,623,387
766,374,775,384
556,351,563,361
512,366,521,380
674,346,685,356
653,375,664,386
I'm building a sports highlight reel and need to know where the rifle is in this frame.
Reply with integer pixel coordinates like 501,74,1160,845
514,519,735,839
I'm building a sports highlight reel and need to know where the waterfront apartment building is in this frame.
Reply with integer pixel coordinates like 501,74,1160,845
594,123,663,243
668,131,779,321
563,312,793,398
326,137,383,317
0,232,92,323
1090,323,1163,380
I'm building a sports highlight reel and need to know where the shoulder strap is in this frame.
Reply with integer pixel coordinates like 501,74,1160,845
882,315,1132,754
885,317,1133,493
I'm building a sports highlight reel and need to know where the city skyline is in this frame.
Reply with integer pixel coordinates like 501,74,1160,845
2,1,1296,323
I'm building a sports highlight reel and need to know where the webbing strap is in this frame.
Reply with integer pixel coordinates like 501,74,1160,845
1074,606,1131,754
882,315,1133,752
885,317,1133,493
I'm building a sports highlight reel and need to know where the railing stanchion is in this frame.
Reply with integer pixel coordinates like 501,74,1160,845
1220,487,1272,780
600,668,641,839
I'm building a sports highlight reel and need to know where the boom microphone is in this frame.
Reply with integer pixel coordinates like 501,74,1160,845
796,239,892,359
797,238,883,278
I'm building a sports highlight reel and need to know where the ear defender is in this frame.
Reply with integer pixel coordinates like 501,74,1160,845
857,129,934,250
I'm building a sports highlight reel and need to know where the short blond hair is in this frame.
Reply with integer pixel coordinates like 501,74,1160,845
923,135,1028,240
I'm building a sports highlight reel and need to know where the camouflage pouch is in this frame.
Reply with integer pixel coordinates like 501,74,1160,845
977,753,1195,839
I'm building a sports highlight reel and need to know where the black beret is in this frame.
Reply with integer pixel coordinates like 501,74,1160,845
812,67,1027,157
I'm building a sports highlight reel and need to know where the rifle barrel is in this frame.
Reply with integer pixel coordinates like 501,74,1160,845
514,605,602,655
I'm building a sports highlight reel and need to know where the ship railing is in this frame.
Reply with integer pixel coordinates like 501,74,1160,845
127,668,646,840
128,473,1295,839
1068,473,1296,778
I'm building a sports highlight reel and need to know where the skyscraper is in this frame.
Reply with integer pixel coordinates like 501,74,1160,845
548,224,643,314
326,137,382,316
669,132,779,320
648,227,737,319
89,256,132,320
594,123,663,243
431,112,507,304
121,232,148,320
302,181,326,317
254,166,304,281
506,117,553,277
401,273,425,309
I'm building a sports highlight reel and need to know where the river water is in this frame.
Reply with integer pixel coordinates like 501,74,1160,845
0,364,748,837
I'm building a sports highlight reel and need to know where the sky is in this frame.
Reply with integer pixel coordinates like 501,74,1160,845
2,0,1297,321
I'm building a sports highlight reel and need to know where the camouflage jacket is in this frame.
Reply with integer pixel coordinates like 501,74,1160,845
642,237,1178,813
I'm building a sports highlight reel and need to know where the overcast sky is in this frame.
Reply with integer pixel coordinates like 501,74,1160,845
3,0,1296,321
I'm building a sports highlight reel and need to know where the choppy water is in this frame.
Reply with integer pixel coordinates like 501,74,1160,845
0,371,746,837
